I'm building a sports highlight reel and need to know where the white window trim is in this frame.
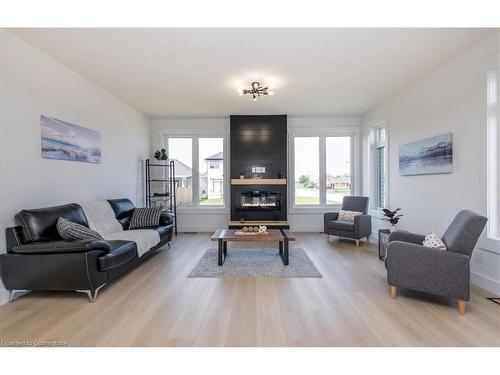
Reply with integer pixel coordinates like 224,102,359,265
288,127,360,214
478,52,500,253
373,122,389,210
160,128,229,214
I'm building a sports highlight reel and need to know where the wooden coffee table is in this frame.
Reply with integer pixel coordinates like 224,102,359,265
211,229,296,266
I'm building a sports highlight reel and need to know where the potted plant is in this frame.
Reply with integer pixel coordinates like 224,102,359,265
154,148,168,164
382,208,403,232
239,170,245,179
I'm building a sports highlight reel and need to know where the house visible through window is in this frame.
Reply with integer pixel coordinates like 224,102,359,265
165,135,225,209
167,137,193,207
326,136,351,204
199,138,224,206
294,137,320,205
293,134,353,207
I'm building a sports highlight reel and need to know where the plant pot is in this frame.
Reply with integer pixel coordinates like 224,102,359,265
389,225,397,233
240,175,245,179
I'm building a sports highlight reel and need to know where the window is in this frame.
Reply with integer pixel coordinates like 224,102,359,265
487,71,500,240
168,138,193,207
199,138,224,206
292,134,354,207
165,134,226,209
374,125,388,209
326,137,351,205
294,137,320,205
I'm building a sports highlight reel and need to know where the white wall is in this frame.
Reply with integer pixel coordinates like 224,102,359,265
361,32,500,295
0,31,151,304
151,116,361,233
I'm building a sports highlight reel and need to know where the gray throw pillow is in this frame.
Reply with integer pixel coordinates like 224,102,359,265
56,217,104,241
128,207,162,229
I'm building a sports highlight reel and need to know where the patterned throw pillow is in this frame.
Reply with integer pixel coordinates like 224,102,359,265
128,207,162,229
338,210,363,222
56,217,104,241
422,232,447,250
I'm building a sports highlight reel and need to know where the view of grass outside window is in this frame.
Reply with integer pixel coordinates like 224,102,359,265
326,137,351,204
199,138,224,206
167,137,193,206
294,137,320,205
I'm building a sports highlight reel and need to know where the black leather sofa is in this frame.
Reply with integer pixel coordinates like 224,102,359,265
0,198,174,303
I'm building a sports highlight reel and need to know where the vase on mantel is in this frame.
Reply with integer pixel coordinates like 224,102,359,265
389,225,397,233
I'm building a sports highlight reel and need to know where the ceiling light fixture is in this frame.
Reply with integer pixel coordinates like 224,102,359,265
239,81,274,101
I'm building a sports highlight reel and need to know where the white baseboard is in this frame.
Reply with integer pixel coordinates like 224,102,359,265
471,271,500,296
0,289,9,305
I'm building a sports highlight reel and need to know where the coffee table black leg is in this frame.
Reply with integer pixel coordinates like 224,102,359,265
223,241,227,257
283,237,289,265
218,239,224,266
279,241,283,256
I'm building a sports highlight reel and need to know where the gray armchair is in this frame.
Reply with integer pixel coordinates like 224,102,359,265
386,209,487,315
324,196,371,248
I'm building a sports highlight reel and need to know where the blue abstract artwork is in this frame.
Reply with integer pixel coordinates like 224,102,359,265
41,116,101,164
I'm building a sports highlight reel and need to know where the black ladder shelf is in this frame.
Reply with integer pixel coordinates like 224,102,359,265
145,159,177,235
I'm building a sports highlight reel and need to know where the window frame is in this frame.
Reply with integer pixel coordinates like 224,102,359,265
374,123,388,210
161,129,228,213
289,128,359,213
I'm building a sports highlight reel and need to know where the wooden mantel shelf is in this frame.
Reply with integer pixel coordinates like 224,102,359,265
231,178,287,185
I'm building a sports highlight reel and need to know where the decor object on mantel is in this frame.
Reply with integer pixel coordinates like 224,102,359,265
238,81,274,101
153,148,168,161
239,170,245,179
382,208,403,232
399,133,453,176
41,115,101,164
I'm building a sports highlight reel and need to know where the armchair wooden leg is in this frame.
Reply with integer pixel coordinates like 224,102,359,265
389,285,397,299
355,239,360,248
458,299,466,315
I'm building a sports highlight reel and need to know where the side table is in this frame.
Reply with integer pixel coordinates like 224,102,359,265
378,229,391,260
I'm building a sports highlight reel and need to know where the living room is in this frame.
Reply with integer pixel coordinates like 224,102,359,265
0,1,499,374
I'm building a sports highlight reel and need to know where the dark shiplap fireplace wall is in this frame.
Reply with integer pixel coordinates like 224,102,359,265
230,115,287,222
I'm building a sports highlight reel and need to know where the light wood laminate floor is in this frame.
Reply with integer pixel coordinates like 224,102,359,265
0,233,498,346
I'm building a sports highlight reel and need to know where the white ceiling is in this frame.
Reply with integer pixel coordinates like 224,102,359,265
12,28,495,118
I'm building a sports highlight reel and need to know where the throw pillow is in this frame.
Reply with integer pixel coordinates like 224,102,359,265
422,232,447,250
56,217,104,241
338,210,363,222
129,207,162,229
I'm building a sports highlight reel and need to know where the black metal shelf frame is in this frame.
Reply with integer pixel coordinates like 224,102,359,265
145,159,177,235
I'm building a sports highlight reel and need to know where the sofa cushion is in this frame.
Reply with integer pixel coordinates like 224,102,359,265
129,207,162,229
327,220,354,232
15,203,88,242
98,240,137,271
107,198,136,229
56,217,104,241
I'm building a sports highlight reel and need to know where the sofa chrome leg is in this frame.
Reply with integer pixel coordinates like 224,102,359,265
389,285,397,299
76,284,105,303
458,299,466,315
8,289,28,303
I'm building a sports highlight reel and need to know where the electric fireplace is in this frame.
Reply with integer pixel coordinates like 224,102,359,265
238,191,281,211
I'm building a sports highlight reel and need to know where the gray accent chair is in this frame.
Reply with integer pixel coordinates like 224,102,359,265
324,196,372,248
386,209,487,315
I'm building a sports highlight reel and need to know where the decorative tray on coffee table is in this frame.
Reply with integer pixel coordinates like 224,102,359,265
234,231,269,236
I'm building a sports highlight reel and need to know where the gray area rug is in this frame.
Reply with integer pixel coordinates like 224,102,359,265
188,247,322,278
